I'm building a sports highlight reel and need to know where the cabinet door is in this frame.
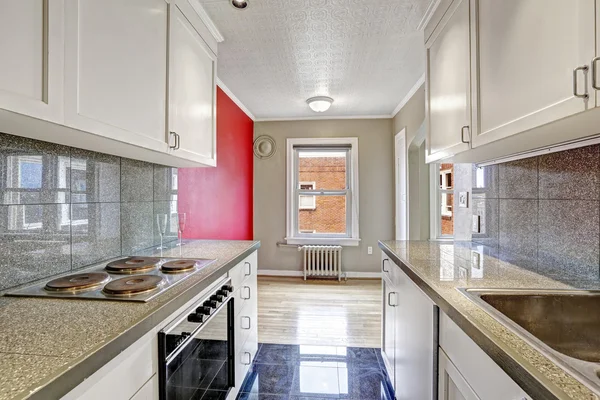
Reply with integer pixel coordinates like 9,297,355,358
425,0,471,163
439,350,480,400
471,0,595,148
381,278,396,388
0,0,64,123
64,0,169,153
168,1,217,167
131,375,158,400
395,268,435,400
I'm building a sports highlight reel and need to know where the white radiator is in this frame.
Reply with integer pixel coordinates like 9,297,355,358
301,245,343,281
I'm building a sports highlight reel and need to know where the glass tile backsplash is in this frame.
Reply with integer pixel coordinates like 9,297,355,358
0,132,178,291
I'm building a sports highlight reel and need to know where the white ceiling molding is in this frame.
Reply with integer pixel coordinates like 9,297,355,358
391,73,425,118
189,0,225,43
255,115,392,122
217,77,256,120
417,0,442,31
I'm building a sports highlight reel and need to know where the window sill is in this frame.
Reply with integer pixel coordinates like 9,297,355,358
285,237,361,247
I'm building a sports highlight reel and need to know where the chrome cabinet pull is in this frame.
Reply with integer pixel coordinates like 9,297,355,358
244,261,252,276
241,286,251,300
242,351,252,365
592,57,600,90
573,65,589,99
387,292,397,307
175,133,181,150
169,131,178,149
241,316,251,330
382,259,389,273
460,125,470,144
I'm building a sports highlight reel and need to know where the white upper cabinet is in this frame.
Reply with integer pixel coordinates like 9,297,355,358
0,0,64,123
168,0,217,167
425,0,471,163
470,0,595,148
63,0,170,153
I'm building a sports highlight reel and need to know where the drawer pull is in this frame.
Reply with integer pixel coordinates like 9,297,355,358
241,286,251,300
573,65,589,99
244,261,252,276
388,292,398,307
382,259,389,273
241,316,251,330
242,351,252,365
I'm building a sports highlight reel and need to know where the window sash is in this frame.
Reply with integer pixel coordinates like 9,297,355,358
293,146,353,238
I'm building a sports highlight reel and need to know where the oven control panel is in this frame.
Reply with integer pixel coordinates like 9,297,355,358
187,284,233,323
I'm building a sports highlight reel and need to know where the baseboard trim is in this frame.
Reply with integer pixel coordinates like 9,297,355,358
257,270,381,279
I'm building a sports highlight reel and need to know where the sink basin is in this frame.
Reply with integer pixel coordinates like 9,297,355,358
459,288,600,393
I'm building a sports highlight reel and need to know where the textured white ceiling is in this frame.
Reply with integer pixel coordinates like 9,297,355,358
200,0,430,119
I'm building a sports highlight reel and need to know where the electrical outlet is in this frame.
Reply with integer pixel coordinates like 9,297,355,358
367,246,373,255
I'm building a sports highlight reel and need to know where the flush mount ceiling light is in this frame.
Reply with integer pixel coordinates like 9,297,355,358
230,0,248,9
306,96,334,113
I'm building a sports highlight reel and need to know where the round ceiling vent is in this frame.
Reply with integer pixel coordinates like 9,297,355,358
231,0,248,9
253,135,276,160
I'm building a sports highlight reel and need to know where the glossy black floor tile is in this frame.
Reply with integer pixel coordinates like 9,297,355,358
236,344,394,400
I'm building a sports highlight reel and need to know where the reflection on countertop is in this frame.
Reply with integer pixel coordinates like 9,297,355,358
379,240,600,400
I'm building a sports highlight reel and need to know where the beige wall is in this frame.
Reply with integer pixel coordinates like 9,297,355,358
392,84,430,240
393,84,425,146
254,119,394,274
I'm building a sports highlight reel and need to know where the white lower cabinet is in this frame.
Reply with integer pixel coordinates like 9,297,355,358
439,312,531,400
381,254,435,399
439,350,479,400
130,375,159,400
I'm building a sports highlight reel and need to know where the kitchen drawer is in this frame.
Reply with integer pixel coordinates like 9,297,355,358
439,312,531,400
234,292,258,352
233,273,257,317
235,333,259,389
229,251,257,290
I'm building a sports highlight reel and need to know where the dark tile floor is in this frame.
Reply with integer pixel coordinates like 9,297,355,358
236,344,395,400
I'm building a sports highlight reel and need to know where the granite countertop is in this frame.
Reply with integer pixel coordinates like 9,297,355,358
379,240,600,400
0,239,260,400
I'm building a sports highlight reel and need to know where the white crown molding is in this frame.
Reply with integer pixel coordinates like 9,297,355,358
217,78,256,120
391,73,425,118
255,114,392,122
417,0,442,31
189,0,225,43
257,269,381,279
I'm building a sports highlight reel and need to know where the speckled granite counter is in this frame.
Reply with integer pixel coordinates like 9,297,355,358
379,240,600,400
0,240,260,400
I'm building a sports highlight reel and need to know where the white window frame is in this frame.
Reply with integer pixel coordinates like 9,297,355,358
430,163,454,240
286,137,360,246
298,181,316,210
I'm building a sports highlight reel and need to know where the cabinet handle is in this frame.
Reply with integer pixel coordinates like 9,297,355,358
169,131,178,149
241,286,251,300
388,292,397,307
592,57,600,90
382,259,390,273
460,125,470,144
242,351,252,365
175,133,181,150
244,261,252,276
241,316,251,330
573,65,589,99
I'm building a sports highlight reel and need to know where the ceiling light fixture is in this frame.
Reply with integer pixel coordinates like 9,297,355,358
230,0,248,9
307,96,334,113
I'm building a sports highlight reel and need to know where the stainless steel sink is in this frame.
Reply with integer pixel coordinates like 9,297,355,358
459,288,600,394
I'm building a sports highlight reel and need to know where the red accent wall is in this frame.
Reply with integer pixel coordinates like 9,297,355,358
178,87,254,239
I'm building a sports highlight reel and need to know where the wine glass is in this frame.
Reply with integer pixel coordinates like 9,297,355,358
177,212,187,248
156,214,167,253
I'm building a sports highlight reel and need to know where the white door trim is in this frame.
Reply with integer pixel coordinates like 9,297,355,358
395,128,408,240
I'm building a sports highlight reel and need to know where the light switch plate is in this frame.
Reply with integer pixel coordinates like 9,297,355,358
471,251,482,269
459,192,469,208
367,246,373,255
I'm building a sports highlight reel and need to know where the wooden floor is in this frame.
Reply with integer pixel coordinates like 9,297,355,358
257,276,382,348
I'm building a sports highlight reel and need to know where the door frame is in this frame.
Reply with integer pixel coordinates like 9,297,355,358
395,128,407,240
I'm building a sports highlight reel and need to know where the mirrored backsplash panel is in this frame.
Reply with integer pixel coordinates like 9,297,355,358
0,132,178,291
472,144,600,279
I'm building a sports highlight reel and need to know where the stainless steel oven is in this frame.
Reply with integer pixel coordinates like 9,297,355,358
158,278,234,400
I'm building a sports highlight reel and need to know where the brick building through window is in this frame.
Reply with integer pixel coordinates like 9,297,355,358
439,163,454,236
298,154,346,234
